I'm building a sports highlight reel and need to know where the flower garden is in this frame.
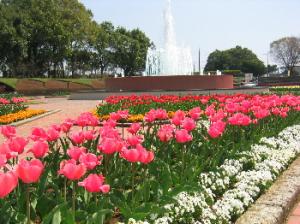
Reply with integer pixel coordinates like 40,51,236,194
1,93,300,223
0,94,46,125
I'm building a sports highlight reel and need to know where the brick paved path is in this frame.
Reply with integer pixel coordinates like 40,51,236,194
0,97,100,142
286,202,300,224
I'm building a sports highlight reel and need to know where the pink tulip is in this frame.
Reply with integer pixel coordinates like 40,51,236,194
121,148,140,163
189,107,202,120
181,117,196,132
58,159,86,180
8,137,28,154
110,110,128,121
29,141,49,158
172,110,186,126
0,126,16,138
0,98,10,104
253,109,270,119
47,127,60,142
228,113,251,126
154,109,168,120
99,126,119,139
99,184,110,193
78,174,110,193
60,119,74,133
79,153,100,170
17,159,44,184
157,124,174,142
0,170,18,198
98,138,124,154
83,130,97,141
127,123,141,135
0,154,7,167
126,135,143,147
31,127,47,141
144,109,157,123
208,120,226,138
0,142,18,159
175,129,193,143
137,144,154,164
51,124,61,132
70,131,85,145
102,119,117,128
67,146,86,160
76,112,99,127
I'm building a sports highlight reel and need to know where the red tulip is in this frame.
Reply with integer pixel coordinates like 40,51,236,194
0,126,16,138
78,174,110,193
0,170,18,198
17,159,44,184
58,159,86,180
28,141,49,158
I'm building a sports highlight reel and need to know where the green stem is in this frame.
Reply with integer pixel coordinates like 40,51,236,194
26,185,31,224
131,163,135,202
72,182,76,222
64,179,67,202
95,193,98,206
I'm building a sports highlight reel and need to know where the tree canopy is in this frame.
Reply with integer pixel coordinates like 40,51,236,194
270,37,300,76
204,46,266,76
0,0,152,77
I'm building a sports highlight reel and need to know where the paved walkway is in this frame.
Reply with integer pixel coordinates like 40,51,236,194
0,97,100,141
286,201,300,224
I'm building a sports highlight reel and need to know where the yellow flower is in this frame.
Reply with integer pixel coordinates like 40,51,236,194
0,109,46,124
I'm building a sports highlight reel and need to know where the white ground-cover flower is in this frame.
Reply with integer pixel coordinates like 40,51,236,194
128,124,300,224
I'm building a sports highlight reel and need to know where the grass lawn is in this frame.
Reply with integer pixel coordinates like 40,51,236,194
0,78,19,89
30,78,99,86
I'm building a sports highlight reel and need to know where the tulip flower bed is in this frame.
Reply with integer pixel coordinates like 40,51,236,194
0,97,28,116
1,94,300,223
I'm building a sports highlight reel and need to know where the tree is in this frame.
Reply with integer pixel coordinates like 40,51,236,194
270,37,300,76
205,46,266,76
112,27,151,76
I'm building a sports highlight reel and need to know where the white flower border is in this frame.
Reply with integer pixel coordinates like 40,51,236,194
120,124,300,224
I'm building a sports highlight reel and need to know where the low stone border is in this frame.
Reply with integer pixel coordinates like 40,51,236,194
236,156,300,224
10,109,61,127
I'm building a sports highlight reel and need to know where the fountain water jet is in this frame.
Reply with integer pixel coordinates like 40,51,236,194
145,0,193,76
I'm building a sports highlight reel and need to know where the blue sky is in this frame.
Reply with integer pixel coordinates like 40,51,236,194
80,0,300,69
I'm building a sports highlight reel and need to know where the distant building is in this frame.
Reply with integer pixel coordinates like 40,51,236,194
295,64,300,75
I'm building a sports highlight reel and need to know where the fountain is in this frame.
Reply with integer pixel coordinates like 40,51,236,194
104,0,233,92
145,0,193,76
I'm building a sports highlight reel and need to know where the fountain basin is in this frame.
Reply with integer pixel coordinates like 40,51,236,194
105,75,234,91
